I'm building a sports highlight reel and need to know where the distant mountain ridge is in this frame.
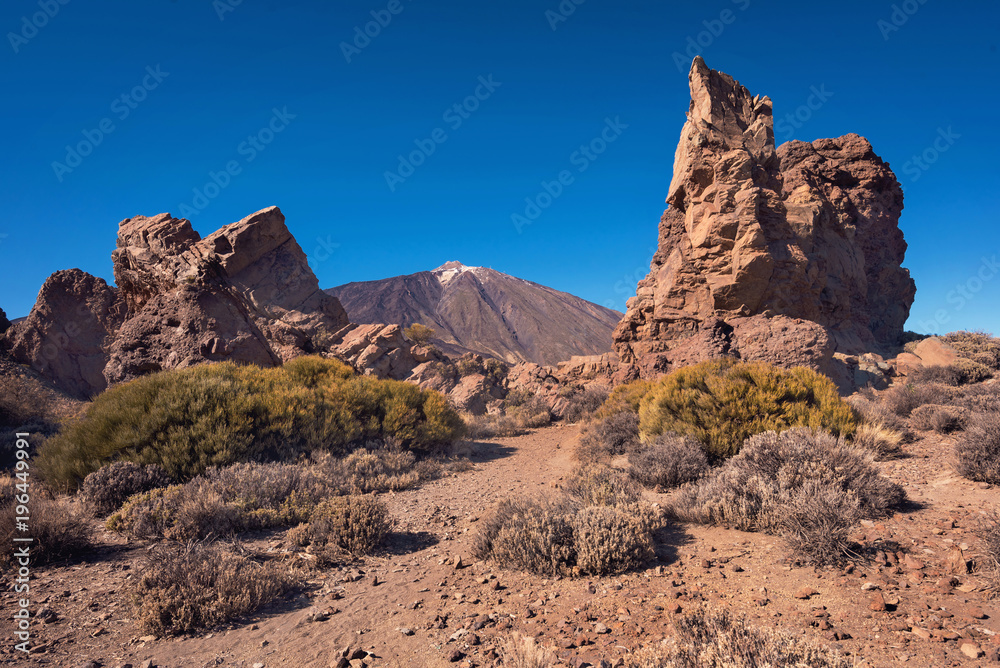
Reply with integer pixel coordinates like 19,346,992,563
326,262,622,366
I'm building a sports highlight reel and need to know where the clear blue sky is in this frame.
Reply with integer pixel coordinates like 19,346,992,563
1,0,998,337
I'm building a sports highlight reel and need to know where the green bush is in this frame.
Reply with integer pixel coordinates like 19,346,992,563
403,323,436,346
638,360,856,461
597,379,654,418
38,357,465,490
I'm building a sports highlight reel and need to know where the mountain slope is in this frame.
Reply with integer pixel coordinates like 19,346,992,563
326,262,622,365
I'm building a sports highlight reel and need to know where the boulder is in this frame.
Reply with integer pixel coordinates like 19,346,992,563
4,270,126,399
614,57,915,382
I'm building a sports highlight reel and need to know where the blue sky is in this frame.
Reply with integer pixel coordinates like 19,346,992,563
1,0,998,337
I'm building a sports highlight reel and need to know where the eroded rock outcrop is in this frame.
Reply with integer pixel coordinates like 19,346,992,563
4,270,126,398
614,57,915,381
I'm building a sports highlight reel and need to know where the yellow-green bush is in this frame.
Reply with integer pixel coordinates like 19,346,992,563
38,357,465,491
597,379,654,418
638,360,855,460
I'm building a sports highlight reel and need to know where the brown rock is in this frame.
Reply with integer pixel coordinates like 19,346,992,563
614,57,914,383
4,269,126,398
946,546,970,575
794,588,818,600
960,643,983,659
869,593,887,612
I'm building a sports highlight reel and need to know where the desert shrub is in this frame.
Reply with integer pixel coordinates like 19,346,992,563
576,411,641,462
80,462,171,516
293,495,390,558
200,462,333,528
108,481,241,541
500,632,556,668
0,374,51,429
879,382,951,417
977,509,1000,597
850,422,903,459
955,382,1000,414
128,542,298,636
638,360,855,461
456,355,485,377
561,386,611,423
572,504,656,575
483,358,509,384
910,365,962,386
955,413,1000,484
504,387,533,408
671,429,904,564
598,379,654,418
944,330,1000,370
953,357,994,384
564,464,641,506
846,394,905,431
38,358,464,491
910,404,965,433
474,493,661,576
319,444,423,494
0,495,91,567
507,395,552,429
480,496,577,576
462,412,524,439
627,606,849,668
403,323,435,346
628,433,709,490
0,476,15,506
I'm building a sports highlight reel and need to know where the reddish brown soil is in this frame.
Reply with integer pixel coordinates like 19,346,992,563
2,424,999,668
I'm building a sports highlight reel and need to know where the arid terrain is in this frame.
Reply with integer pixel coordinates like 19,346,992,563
3,411,998,668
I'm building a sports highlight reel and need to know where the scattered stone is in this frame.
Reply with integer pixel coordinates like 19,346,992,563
869,593,887,612
961,643,983,659
446,649,464,662
594,623,610,634
795,588,818,600
400,628,414,636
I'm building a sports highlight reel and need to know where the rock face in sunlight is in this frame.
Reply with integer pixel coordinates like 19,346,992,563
613,56,915,382
3,207,354,397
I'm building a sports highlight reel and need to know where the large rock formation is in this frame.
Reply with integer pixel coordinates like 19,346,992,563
104,207,350,384
4,207,355,397
614,57,915,380
4,270,126,398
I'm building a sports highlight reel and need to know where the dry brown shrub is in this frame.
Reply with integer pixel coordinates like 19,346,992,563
0,494,91,567
295,495,390,559
0,374,52,429
953,358,994,384
977,509,1000,598
500,632,556,667
910,404,965,433
956,413,1000,484
943,331,1000,370
128,541,298,636
670,428,903,564
560,386,610,423
879,382,952,417
106,482,241,541
627,606,849,667
851,422,904,459
909,365,962,386
318,444,422,494
564,464,641,506
628,433,709,490
576,411,641,463
571,504,655,575
80,461,171,516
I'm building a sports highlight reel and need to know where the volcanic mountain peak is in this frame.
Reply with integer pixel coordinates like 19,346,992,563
432,261,483,284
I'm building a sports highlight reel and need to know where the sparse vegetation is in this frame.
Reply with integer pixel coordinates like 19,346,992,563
404,323,436,346
289,494,391,559
943,330,1000,370
128,542,299,636
977,509,1000,598
576,411,640,462
559,386,610,423
850,421,904,459
500,632,557,668
878,381,951,418
38,357,464,491
80,461,171,516
627,433,709,490
564,464,642,506
671,428,904,564
0,374,51,430
910,404,965,433
627,606,850,668
955,413,1000,484
638,360,856,461
0,491,91,566
473,480,661,577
